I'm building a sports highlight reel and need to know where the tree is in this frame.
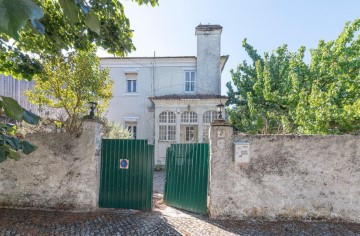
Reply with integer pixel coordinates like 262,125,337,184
227,18,360,134
0,0,158,80
0,0,157,162
0,96,40,162
26,50,113,134
103,121,132,139
226,39,306,134
296,19,360,134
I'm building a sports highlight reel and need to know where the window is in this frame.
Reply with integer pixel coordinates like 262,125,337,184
127,80,136,93
184,71,195,92
125,72,137,93
126,123,137,139
203,110,218,123
185,126,196,141
181,111,197,123
181,111,198,143
159,111,176,141
203,110,217,142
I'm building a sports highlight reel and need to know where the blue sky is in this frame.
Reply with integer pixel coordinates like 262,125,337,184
100,0,360,95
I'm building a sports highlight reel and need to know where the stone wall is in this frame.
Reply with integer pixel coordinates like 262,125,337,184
0,121,102,210
209,124,360,222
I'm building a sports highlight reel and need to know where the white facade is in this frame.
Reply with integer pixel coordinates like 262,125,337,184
101,24,229,164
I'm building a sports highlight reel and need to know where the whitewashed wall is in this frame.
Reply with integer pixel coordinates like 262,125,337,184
101,57,197,142
209,125,360,223
0,121,102,210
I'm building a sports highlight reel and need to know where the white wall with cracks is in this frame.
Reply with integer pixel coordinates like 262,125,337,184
0,121,102,210
209,124,360,222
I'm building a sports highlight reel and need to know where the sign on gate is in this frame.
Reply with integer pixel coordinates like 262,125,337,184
119,159,129,169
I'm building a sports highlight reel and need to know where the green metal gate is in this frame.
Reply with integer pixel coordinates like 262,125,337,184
164,143,209,215
99,139,154,210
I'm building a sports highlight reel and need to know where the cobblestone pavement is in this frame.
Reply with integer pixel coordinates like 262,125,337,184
1,207,360,236
0,171,359,235
153,170,165,194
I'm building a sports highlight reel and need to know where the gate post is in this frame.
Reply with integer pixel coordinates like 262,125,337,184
208,120,233,218
81,119,103,209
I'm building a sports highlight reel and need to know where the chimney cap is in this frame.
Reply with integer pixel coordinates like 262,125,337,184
195,24,222,35
195,24,223,31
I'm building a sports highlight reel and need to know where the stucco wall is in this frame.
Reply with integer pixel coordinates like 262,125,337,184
0,121,102,210
209,125,360,222
196,26,222,95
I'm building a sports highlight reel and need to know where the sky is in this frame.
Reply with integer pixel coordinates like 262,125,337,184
99,0,360,95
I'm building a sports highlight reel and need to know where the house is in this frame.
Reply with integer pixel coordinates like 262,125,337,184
101,24,228,164
0,24,228,164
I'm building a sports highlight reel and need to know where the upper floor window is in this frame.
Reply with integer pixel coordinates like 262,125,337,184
159,111,176,141
125,72,137,93
184,71,195,92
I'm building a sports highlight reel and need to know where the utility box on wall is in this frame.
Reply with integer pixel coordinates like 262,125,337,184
234,142,250,163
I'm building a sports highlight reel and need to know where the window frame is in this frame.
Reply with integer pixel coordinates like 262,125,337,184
184,71,196,93
181,111,198,123
159,111,176,141
126,79,137,93
125,122,137,139
125,71,138,93
185,126,196,142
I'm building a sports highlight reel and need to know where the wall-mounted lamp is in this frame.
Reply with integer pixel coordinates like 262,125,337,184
216,101,225,120
187,104,191,112
89,101,98,119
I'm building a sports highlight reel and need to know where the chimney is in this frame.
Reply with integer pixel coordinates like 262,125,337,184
195,24,222,95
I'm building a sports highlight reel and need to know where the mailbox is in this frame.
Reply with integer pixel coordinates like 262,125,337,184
234,142,250,163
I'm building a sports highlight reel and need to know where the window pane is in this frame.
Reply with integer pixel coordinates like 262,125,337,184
185,82,190,91
190,81,195,91
133,80,136,92
190,112,197,123
168,112,176,123
186,126,195,141
168,125,176,140
159,125,166,140
191,72,195,81
181,112,188,123
159,112,167,123
127,80,131,92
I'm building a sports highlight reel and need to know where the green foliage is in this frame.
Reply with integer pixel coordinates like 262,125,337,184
0,0,44,39
0,0,157,163
0,96,40,163
0,0,159,80
103,121,131,139
227,18,360,134
26,50,113,134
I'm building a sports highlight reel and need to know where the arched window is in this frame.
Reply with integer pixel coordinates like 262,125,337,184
202,110,217,142
181,111,198,123
159,111,176,141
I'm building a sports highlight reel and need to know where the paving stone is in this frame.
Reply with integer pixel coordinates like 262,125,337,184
1,207,359,236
